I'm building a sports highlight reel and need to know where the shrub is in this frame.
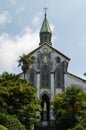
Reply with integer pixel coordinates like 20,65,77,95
68,125,86,130
56,112,76,130
0,113,26,130
0,125,8,130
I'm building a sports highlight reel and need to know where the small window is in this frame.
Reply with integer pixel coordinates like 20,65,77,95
44,36,47,42
41,37,43,43
56,57,61,63
32,56,35,63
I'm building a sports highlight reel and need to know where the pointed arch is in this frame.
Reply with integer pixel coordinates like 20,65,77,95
40,91,50,99
40,91,50,121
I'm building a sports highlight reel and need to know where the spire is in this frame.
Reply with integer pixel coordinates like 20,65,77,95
40,8,51,33
39,8,52,46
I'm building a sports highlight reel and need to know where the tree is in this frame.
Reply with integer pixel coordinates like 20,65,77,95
83,73,86,76
0,112,26,130
0,72,40,130
18,54,33,79
52,86,86,130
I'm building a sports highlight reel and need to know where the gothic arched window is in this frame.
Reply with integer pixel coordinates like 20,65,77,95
29,68,35,86
56,57,61,63
41,65,50,88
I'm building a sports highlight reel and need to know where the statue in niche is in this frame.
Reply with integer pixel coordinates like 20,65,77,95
43,101,47,121
44,101,47,111
43,55,48,64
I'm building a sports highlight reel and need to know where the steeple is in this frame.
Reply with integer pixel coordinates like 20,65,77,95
39,8,52,46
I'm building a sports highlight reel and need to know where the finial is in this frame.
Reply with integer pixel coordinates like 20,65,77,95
44,7,47,17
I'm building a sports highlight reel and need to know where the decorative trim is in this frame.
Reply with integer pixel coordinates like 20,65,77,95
40,91,51,99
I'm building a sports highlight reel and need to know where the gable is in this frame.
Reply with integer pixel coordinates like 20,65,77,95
29,43,70,63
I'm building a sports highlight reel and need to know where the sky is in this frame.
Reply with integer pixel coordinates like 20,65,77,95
0,0,86,79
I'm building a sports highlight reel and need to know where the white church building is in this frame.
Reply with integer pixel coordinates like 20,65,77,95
20,12,86,121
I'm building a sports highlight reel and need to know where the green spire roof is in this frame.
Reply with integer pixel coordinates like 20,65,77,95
40,14,52,33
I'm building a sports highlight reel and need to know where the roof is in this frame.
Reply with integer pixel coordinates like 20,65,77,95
67,72,86,82
40,14,52,33
29,42,70,60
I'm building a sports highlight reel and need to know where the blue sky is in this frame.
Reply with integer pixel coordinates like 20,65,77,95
0,0,86,79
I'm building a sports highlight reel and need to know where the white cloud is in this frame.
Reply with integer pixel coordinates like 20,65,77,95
0,11,11,25
32,16,40,27
0,27,39,74
50,24,54,32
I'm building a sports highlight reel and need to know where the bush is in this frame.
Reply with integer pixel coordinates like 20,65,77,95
0,125,8,130
56,112,76,130
0,113,26,130
52,86,86,130
68,125,86,130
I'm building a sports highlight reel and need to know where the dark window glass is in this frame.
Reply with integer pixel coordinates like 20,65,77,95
41,65,50,88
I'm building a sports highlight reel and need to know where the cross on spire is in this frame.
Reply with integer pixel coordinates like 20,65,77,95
44,7,47,17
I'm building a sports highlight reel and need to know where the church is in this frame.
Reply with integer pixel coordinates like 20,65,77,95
20,11,86,121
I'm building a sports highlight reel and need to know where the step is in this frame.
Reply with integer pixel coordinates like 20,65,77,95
34,120,55,130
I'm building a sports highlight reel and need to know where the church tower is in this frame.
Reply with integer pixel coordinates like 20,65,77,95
39,9,52,46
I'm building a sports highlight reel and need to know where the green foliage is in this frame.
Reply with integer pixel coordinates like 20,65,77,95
0,72,40,130
69,105,86,130
0,112,26,130
56,112,76,130
0,125,8,130
52,86,86,130
18,54,34,79
83,73,86,76
69,125,86,130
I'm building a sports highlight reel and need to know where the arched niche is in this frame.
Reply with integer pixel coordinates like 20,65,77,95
40,92,50,121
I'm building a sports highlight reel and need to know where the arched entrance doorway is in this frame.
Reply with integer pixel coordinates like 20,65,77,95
40,94,50,121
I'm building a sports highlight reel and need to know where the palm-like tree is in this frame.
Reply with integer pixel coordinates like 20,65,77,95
18,54,33,80
84,73,86,76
